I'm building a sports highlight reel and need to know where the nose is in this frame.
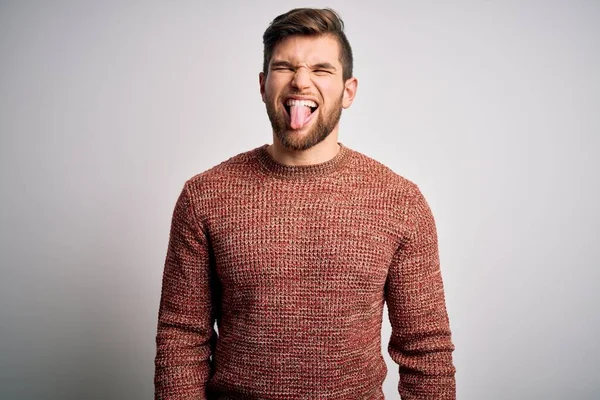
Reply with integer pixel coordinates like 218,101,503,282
291,67,311,90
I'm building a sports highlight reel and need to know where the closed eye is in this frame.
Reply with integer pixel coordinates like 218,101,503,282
270,61,295,72
312,62,336,75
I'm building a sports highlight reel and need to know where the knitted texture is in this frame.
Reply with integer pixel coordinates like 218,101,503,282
155,143,456,399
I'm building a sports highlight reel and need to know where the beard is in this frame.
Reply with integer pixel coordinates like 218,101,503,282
265,91,343,151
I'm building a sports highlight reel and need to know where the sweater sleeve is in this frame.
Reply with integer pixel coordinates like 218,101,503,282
154,183,218,399
385,184,456,399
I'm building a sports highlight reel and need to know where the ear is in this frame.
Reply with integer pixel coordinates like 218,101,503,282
342,77,358,109
259,72,266,103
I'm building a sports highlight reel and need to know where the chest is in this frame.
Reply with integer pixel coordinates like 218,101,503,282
204,182,404,293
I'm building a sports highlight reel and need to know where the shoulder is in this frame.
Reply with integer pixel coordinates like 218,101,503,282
347,148,436,234
170,145,265,215
346,146,419,196
193,146,259,180
182,145,264,192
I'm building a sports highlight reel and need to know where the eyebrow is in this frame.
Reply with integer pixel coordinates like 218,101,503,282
270,60,337,71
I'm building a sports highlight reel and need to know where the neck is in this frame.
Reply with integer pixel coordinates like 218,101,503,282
267,130,341,166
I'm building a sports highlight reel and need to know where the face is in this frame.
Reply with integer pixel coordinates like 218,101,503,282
259,34,357,151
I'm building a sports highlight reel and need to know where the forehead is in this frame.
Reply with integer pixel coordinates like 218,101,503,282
271,34,342,67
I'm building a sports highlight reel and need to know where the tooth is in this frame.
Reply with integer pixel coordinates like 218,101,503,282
285,99,317,107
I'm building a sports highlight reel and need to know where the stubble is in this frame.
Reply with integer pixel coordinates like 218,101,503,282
265,92,343,151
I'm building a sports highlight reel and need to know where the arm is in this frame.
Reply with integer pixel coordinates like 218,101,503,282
154,182,218,399
385,184,456,399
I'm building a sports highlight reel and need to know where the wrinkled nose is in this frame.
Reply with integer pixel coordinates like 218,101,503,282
291,67,311,90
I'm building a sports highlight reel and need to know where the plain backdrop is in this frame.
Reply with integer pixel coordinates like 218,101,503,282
1,1,599,399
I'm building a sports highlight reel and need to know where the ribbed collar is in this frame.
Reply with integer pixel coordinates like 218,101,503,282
255,142,351,180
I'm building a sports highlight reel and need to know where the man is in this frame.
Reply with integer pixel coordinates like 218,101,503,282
155,8,456,400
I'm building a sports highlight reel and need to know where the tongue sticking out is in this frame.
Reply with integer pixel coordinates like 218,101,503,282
290,105,312,130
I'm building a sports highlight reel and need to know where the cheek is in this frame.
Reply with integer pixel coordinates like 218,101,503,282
267,74,290,90
320,87,344,105
263,81,277,101
314,78,343,96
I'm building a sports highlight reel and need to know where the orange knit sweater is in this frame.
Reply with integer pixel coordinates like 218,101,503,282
154,143,456,399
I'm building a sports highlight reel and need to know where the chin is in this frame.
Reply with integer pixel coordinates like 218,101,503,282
278,128,330,151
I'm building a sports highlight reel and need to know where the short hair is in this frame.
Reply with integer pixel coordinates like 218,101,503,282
262,8,354,81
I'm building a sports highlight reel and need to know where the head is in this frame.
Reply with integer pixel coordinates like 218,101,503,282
262,8,354,82
259,8,358,151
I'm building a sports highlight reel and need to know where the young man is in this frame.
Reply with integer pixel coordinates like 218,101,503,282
155,8,456,400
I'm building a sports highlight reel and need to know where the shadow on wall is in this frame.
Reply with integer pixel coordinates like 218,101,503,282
1,239,157,399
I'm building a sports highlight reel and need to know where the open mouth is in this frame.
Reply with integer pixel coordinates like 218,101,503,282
284,99,318,116
283,98,318,130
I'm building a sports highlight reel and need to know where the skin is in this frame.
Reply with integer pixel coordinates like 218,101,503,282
259,34,358,166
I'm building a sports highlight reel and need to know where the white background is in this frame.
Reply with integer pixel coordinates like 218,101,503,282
1,1,599,399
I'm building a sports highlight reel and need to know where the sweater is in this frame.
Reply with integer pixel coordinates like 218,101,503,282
154,143,456,399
